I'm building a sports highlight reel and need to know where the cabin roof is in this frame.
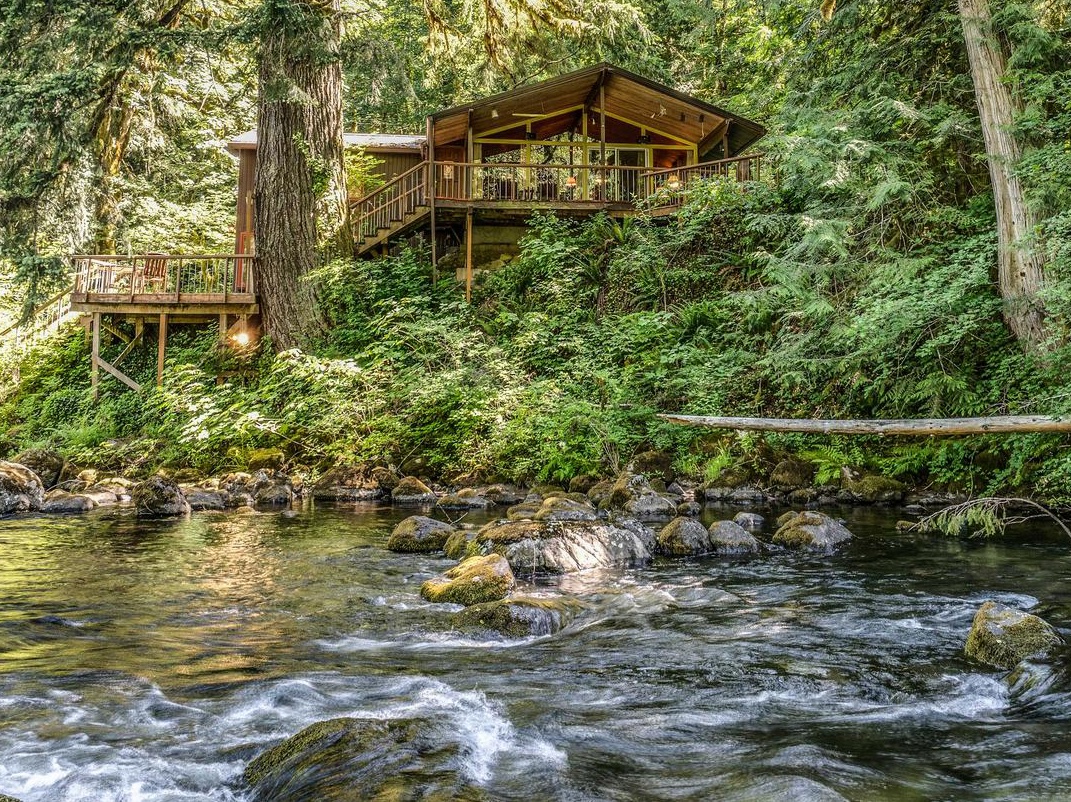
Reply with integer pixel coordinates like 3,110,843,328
227,130,425,154
430,62,765,157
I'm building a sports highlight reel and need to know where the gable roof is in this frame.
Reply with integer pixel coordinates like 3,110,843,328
430,62,765,157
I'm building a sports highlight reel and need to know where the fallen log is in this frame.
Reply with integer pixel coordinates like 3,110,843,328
657,414,1071,436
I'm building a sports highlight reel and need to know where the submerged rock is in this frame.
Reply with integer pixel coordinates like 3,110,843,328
386,515,454,553
472,519,651,574
13,448,65,489
965,601,1062,670
132,476,190,518
42,489,96,513
772,511,852,552
391,476,436,506
656,518,712,556
0,461,44,515
708,520,762,554
733,512,765,531
243,716,481,802
421,554,515,606
451,597,577,638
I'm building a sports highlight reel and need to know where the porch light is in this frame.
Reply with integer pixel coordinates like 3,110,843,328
566,175,577,188
666,173,682,190
234,331,251,347
443,164,455,179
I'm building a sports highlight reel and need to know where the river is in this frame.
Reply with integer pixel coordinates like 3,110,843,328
0,504,1069,801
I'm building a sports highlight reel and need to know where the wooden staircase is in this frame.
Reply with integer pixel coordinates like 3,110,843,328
352,161,431,256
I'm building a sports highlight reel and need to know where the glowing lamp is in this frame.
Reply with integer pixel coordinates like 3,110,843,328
666,173,682,191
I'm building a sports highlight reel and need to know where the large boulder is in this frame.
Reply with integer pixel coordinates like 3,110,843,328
0,794,25,802
132,477,190,517
242,717,480,802
607,472,651,509
533,495,598,522
185,490,227,511
451,597,577,638
0,461,45,515
624,492,678,521
769,458,816,489
391,476,436,506
42,489,96,513
586,479,614,507
772,511,852,551
444,527,478,559
841,470,906,504
506,500,542,520
312,464,393,502
628,450,675,483
421,554,515,606
437,489,491,510
483,484,526,506
247,447,285,471
656,518,712,556
965,601,1062,670
733,512,765,531
708,520,761,554
13,448,65,489
472,519,651,574
386,515,454,553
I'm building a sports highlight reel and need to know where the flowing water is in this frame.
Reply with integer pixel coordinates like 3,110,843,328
1,504,1070,801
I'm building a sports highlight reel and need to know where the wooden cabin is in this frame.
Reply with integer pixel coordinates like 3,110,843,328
65,62,764,393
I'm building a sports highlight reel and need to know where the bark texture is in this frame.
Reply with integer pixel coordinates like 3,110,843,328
958,0,1047,347
255,0,352,351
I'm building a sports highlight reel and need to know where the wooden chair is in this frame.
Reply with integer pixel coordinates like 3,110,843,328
139,254,169,293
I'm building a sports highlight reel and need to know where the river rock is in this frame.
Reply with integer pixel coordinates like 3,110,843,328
965,601,1062,670
483,484,525,506
243,717,478,802
657,518,712,556
443,528,477,560
421,554,515,606
677,501,702,517
568,474,600,494
733,512,765,530
247,447,285,471
42,489,96,513
533,495,598,522
607,472,650,509
186,490,227,511
387,515,454,553
0,794,24,802
13,448,65,489
438,490,490,510
841,470,906,504
253,472,293,506
624,492,678,521
586,479,614,507
709,520,761,554
0,461,45,515
772,511,852,551
132,477,190,517
472,519,651,574
451,597,577,638
391,476,436,505
312,463,394,501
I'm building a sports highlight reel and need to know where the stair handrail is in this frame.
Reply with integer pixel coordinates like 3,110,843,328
351,161,429,243
0,284,76,345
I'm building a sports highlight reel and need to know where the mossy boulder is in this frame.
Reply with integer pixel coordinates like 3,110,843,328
533,495,598,522
628,450,675,483
708,520,761,554
843,473,906,504
733,511,764,531
386,515,454,553
769,459,816,489
624,492,678,521
252,472,294,506
677,501,702,517
132,476,190,518
656,518,712,556
964,601,1062,670
772,511,852,552
438,492,490,510
586,479,614,507
0,460,45,515
443,528,477,560
472,519,651,574
0,794,24,802
312,463,392,501
607,472,652,509
391,476,437,506
421,554,515,606
13,448,65,489
568,474,600,494
247,447,285,471
243,716,479,801
483,484,525,506
776,511,799,527
506,500,542,520
451,597,577,638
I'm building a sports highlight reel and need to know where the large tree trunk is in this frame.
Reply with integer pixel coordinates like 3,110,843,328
958,0,1047,348
254,0,352,351
92,98,134,254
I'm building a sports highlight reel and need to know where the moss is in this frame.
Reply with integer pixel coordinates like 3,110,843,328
0,795,25,802
506,501,542,520
386,515,454,553
475,519,550,545
772,511,852,551
844,474,906,503
450,597,578,638
656,517,711,556
965,601,1062,670
421,554,515,606
244,717,357,787
247,447,285,471
769,459,816,488
586,479,614,506
776,511,799,527
443,529,475,560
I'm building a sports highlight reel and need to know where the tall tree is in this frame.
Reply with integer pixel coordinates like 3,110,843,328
957,0,1047,348
254,0,351,351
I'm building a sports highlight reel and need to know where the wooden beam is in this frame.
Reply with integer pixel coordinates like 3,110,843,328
697,119,730,159
91,312,100,400
583,68,609,111
465,209,474,303
427,115,438,277
157,313,168,387
658,414,1071,436
97,356,142,392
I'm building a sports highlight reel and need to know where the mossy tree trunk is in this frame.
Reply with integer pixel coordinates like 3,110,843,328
958,0,1047,348
254,0,352,351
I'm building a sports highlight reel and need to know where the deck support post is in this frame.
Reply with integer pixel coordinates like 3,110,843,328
157,313,168,387
91,312,100,400
427,115,438,280
465,208,474,302
219,313,228,344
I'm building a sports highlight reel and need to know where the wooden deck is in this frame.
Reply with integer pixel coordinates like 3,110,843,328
351,154,762,257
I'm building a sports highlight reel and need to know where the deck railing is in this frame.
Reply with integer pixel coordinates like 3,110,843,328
350,153,764,246
71,254,256,302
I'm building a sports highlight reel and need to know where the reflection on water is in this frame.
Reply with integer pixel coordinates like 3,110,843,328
1,504,1070,800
